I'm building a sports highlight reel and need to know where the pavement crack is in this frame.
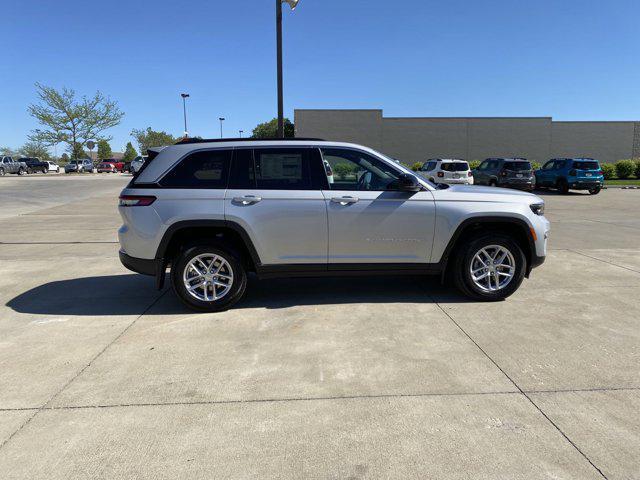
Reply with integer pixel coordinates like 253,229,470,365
568,249,640,275
0,289,168,451
429,296,609,480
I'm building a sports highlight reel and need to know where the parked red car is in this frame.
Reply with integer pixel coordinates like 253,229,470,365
97,162,118,173
103,159,125,171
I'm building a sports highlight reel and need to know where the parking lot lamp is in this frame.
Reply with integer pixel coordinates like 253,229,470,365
219,117,225,138
180,93,190,137
276,0,299,138
239,130,244,138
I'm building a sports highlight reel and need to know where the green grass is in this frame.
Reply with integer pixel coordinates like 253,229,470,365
605,178,640,186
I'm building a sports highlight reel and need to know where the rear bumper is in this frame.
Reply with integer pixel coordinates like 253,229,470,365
500,179,535,190
569,180,603,190
119,250,158,276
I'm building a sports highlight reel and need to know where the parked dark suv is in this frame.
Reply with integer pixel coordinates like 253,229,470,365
473,158,535,191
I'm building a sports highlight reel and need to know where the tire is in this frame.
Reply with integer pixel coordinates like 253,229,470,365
452,233,526,301
171,244,247,312
557,179,569,194
42,167,47,174
589,187,601,195
26,168,33,174
18,168,25,176
56,168,59,173
0,167,4,176
489,179,497,187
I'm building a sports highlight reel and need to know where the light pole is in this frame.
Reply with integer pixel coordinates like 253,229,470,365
239,130,244,138
276,0,299,138
219,117,225,138
180,93,190,136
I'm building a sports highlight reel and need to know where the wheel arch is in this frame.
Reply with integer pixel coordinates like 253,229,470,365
156,220,261,272
440,216,536,279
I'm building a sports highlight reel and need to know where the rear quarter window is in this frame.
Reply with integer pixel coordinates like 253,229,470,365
160,149,232,188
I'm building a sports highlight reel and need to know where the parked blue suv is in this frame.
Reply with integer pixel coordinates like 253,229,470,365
535,158,604,195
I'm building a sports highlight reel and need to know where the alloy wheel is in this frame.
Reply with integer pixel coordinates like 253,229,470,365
469,245,515,292
182,253,234,302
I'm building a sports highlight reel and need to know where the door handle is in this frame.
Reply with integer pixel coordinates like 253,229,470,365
233,195,262,205
331,196,359,205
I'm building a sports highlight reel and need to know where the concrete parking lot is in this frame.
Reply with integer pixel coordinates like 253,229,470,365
0,174,638,479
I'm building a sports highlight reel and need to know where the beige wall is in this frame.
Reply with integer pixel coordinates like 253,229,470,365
551,122,635,162
295,109,637,164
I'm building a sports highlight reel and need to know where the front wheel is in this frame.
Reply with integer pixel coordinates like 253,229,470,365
589,187,601,195
452,234,526,301
0,167,4,176
171,244,247,312
18,168,25,175
42,167,47,174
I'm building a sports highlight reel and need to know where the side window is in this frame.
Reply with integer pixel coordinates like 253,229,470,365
160,149,231,188
477,161,488,171
321,148,400,191
253,148,312,190
555,160,565,170
543,161,555,170
422,161,435,171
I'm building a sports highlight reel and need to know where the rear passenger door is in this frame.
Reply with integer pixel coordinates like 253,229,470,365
225,147,328,265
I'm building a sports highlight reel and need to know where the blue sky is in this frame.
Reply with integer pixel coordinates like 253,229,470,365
2,0,639,154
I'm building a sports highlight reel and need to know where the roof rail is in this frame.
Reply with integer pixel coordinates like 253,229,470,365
174,137,325,145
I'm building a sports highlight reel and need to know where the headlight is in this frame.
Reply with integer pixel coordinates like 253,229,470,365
530,203,545,215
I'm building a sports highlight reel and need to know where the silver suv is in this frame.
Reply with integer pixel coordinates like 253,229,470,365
118,139,549,311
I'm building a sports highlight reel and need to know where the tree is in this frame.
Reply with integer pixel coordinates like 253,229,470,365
251,118,294,138
1,146,17,157
20,140,51,160
97,139,112,160
123,142,137,162
60,153,70,163
27,83,124,155
333,163,356,179
70,142,86,160
131,127,176,154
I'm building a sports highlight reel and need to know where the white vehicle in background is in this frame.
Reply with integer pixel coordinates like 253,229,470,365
131,155,147,173
419,159,474,185
46,161,60,173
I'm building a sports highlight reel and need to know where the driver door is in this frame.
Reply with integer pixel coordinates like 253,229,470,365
320,147,435,265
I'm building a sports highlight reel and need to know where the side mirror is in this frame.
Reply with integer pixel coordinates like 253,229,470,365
396,173,421,192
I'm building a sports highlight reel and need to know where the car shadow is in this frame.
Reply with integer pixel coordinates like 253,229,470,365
533,189,589,196
6,273,473,316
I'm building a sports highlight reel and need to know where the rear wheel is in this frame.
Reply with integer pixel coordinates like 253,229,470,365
489,179,497,187
18,167,25,175
589,186,601,195
26,168,32,174
171,244,247,312
452,234,526,301
0,167,4,176
42,167,47,174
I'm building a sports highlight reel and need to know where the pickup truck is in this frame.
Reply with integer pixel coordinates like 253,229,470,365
19,157,49,174
0,156,28,175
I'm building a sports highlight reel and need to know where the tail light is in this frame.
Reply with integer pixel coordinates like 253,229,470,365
569,169,577,176
119,195,156,207
468,171,473,177
597,170,603,176
437,171,444,177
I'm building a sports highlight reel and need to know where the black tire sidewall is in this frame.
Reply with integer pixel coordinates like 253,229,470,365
171,244,247,312
589,187,601,195
454,234,526,301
